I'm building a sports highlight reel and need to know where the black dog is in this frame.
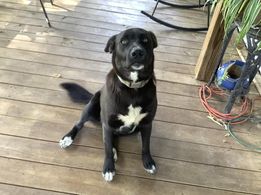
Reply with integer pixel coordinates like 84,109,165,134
59,28,158,182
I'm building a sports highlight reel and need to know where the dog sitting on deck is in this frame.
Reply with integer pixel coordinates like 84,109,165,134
59,28,158,182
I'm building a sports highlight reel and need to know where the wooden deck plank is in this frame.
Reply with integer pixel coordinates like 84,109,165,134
0,69,201,98
0,135,260,194
0,9,206,44
66,0,209,18
0,27,202,57
0,72,259,142
0,119,260,172
0,4,237,53
0,69,259,134
1,82,260,118
0,183,71,195
0,109,259,152
0,47,194,76
0,2,236,54
0,157,252,195
0,83,206,111
0,36,199,65
2,0,208,27
0,94,260,141
0,57,200,85
0,63,256,97
0,97,232,130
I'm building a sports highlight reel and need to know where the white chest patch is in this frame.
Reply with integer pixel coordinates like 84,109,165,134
130,72,138,82
118,105,147,127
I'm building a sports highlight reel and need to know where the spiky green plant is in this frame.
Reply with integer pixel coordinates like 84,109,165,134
207,0,261,49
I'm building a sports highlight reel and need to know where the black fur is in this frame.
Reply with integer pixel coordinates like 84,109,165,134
60,83,93,104
60,28,158,181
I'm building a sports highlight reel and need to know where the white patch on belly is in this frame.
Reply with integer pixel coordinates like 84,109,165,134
118,105,147,127
130,72,138,82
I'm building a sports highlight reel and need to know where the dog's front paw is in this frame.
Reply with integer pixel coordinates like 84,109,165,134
102,158,115,182
142,153,157,174
59,136,73,149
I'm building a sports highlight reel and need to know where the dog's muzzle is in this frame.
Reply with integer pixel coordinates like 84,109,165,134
130,47,145,60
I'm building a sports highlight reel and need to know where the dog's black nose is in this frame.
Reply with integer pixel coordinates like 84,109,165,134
130,48,145,59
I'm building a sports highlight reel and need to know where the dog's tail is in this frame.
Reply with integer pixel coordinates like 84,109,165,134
60,82,93,104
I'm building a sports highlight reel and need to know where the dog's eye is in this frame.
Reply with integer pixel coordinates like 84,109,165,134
142,38,148,43
121,39,128,45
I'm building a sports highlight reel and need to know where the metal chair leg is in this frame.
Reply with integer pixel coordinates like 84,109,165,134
154,0,205,9
141,0,210,31
39,0,52,27
141,10,208,31
152,0,160,16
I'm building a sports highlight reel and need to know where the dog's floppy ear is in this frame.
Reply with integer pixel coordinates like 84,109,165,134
104,35,116,53
148,31,158,49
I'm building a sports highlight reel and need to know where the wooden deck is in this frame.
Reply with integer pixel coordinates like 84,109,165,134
0,0,260,194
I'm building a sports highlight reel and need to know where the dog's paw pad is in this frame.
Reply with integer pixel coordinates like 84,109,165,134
59,136,73,148
102,171,115,182
112,148,118,162
145,165,156,174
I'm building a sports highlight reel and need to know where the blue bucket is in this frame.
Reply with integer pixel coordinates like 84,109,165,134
216,60,249,90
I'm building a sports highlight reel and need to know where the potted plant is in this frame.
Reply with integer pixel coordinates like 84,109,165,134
195,0,261,81
208,0,261,48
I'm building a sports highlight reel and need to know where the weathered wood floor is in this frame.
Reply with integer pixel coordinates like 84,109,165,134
0,0,260,194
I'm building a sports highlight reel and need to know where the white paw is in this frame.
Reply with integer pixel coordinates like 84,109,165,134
102,171,115,182
145,165,156,174
59,136,73,149
112,147,117,162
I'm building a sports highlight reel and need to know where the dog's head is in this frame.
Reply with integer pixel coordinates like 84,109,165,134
105,28,157,82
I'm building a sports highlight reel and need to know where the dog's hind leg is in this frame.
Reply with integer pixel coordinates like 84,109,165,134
59,91,101,149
